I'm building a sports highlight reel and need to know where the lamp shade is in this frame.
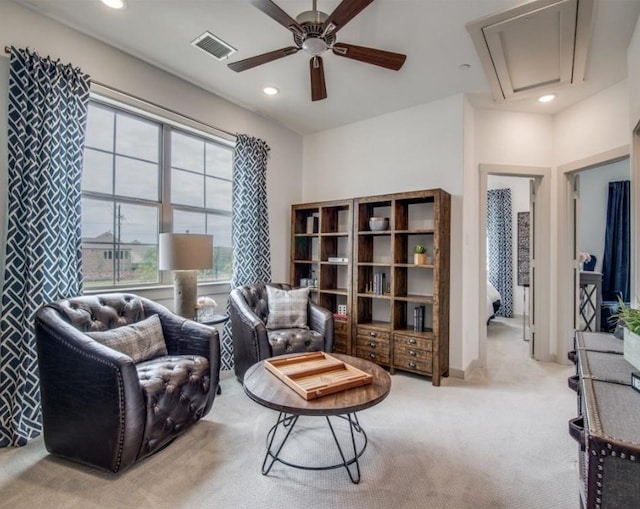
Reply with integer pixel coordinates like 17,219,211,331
158,233,213,271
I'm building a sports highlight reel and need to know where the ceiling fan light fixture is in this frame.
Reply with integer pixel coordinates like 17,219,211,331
263,86,279,96
302,37,328,56
100,0,126,9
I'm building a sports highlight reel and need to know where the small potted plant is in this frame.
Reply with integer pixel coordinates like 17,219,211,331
615,300,640,370
413,244,427,265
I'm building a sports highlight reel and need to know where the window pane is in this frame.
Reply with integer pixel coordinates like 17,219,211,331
206,214,232,281
206,142,233,179
115,113,159,162
82,198,115,287
205,177,232,211
82,148,113,194
116,202,159,285
85,103,114,152
117,203,158,244
173,209,206,234
172,131,204,173
172,168,204,206
115,156,159,201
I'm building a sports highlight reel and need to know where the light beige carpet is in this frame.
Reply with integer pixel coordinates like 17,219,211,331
0,318,579,509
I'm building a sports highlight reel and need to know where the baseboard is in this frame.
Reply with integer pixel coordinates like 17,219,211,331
449,358,479,380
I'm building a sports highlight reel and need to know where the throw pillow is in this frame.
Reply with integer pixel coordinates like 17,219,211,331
87,314,167,362
265,286,310,330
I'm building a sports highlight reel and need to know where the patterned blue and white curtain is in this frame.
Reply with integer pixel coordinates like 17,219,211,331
0,47,90,446
487,188,513,317
222,134,271,369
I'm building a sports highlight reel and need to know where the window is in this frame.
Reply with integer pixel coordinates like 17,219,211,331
81,100,233,288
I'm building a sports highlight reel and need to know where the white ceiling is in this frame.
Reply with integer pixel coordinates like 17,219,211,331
10,0,640,135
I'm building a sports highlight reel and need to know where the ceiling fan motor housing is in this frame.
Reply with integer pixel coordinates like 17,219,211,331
294,11,336,56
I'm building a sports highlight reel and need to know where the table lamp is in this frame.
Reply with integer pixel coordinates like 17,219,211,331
159,232,213,318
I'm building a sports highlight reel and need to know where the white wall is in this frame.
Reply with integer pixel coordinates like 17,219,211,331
487,175,532,317
303,94,467,373
629,16,640,131
578,158,631,272
0,2,303,309
554,81,631,166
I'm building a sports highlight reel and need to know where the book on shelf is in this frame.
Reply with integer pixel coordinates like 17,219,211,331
328,257,348,263
333,313,348,320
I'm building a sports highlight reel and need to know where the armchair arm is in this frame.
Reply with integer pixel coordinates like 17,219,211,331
308,301,334,352
229,289,271,381
35,306,145,473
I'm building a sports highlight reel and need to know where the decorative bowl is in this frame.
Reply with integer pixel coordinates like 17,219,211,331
369,217,389,231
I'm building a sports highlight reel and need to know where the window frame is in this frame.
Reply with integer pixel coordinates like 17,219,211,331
82,91,234,291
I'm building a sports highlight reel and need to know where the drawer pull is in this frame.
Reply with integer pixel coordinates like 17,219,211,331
408,361,417,368
408,349,417,356
369,341,377,348
368,353,376,359
369,331,377,337
408,338,417,345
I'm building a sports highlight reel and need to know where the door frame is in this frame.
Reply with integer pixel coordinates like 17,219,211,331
479,164,552,366
556,145,630,363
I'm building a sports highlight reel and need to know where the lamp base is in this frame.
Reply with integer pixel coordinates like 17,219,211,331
173,270,197,319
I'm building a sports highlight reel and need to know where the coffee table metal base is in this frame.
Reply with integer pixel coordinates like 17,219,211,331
262,411,367,484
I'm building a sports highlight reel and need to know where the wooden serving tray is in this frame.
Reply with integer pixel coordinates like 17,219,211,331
264,352,373,400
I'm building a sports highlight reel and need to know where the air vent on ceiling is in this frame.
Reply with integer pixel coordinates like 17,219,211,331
466,0,594,102
191,31,237,61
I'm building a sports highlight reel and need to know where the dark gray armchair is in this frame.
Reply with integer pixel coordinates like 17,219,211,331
229,283,334,381
34,293,220,473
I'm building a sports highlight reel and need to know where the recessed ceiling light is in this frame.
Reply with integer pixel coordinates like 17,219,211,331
100,0,126,9
538,94,556,103
263,87,279,96
458,64,471,71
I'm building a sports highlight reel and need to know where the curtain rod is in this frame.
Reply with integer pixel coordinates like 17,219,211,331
2,45,237,142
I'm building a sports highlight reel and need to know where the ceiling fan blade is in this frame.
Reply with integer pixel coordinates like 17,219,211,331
322,0,374,36
250,0,303,35
228,46,300,72
332,43,406,71
310,56,327,102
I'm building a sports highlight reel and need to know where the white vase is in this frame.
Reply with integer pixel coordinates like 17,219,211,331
624,328,640,371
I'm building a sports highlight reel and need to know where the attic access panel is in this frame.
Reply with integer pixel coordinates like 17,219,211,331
466,0,593,102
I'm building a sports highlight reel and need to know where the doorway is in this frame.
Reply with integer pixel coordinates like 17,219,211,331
557,145,630,362
486,175,534,347
479,164,553,367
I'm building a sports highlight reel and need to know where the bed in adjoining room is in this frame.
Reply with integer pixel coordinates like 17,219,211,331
486,281,501,324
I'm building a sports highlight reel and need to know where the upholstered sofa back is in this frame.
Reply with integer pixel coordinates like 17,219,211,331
47,293,148,333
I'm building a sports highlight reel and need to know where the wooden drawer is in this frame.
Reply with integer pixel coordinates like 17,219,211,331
332,331,348,354
394,333,432,351
356,346,390,364
394,343,432,361
394,353,432,374
334,319,348,333
356,326,390,343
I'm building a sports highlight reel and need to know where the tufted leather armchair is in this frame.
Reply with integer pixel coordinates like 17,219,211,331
229,283,333,382
34,293,220,473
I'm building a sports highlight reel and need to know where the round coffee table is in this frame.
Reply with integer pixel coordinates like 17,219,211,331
243,353,391,483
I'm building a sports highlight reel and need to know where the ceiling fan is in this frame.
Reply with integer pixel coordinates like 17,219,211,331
228,0,407,101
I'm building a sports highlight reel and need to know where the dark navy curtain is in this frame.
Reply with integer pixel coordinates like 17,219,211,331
602,180,630,302
487,189,513,317
0,47,90,446
222,134,271,369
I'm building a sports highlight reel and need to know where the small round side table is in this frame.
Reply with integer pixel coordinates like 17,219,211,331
196,312,229,394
